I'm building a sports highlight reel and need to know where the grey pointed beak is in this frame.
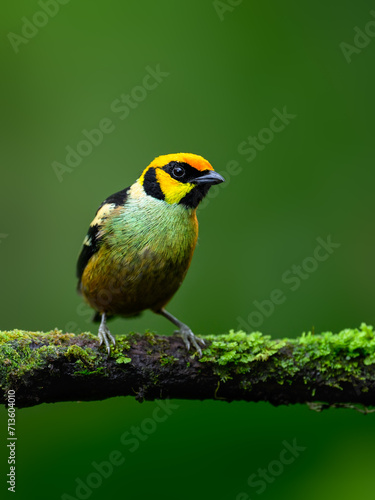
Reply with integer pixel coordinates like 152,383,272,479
193,171,225,185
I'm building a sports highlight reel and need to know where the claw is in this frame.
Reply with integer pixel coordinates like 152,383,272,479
98,313,116,356
158,309,205,358
178,326,205,358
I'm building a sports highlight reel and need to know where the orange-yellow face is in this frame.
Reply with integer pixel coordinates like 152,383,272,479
138,153,224,208
148,153,214,173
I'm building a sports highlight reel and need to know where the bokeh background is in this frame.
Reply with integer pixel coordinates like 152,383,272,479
1,1,375,498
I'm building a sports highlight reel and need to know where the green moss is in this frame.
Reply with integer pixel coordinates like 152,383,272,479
1,324,375,400
293,323,375,359
109,335,132,367
0,329,106,387
65,344,106,376
0,329,69,347
112,336,131,352
200,330,285,366
67,345,95,365
160,354,178,366
74,367,105,376
144,331,157,345
116,356,132,364
199,324,375,390
0,331,62,386
282,323,375,389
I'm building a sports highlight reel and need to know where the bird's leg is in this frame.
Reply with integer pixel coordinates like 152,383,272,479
157,308,206,357
98,312,116,355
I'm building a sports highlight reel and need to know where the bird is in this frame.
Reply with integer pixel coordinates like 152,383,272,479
76,153,224,357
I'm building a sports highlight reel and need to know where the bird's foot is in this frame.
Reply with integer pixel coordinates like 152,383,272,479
98,323,116,355
175,325,206,358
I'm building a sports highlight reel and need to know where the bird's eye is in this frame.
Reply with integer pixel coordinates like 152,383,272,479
172,166,185,178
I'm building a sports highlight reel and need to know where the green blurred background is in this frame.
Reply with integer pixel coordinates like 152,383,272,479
1,0,375,498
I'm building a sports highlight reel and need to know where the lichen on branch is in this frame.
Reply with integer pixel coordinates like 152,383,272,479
0,324,375,409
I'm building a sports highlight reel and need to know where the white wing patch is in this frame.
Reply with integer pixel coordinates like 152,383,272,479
90,203,116,227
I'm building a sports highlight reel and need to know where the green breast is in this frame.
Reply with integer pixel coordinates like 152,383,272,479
104,193,198,260
91,192,199,315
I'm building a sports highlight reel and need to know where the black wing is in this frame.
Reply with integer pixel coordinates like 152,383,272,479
76,187,130,288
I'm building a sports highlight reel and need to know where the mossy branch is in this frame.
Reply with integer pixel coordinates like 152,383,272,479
1,324,375,409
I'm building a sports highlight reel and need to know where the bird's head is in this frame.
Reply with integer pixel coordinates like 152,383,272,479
138,153,225,209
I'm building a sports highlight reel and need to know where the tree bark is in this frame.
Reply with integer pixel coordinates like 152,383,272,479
1,325,374,409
